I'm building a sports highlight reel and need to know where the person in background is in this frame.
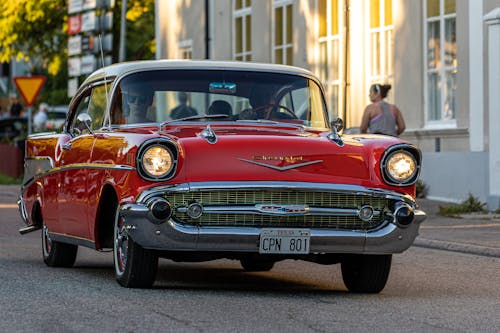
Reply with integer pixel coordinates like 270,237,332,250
33,102,49,132
9,93,23,117
360,83,405,137
169,92,197,119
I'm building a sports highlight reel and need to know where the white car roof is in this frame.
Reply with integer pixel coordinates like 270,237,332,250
81,60,317,87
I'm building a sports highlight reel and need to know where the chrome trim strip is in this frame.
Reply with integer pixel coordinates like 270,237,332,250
176,205,377,217
137,181,416,206
21,163,135,191
238,158,323,171
49,232,96,249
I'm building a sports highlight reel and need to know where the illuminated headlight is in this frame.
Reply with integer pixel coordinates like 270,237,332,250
137,140,178,181
381,146,420,186
143,145,173,177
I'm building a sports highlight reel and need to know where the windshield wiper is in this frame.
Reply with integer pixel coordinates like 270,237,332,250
236,119,305,130
160,114,231,127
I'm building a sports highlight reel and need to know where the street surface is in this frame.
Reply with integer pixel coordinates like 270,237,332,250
1,186,500,332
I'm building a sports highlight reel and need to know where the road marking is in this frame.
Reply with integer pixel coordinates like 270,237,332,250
0,204,18,209
422,223,500,229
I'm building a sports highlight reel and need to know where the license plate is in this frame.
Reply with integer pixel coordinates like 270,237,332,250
259,229,310,254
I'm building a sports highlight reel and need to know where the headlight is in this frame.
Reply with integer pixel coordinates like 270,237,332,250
142,145,174,177
137,139,178,181
381,145,420,186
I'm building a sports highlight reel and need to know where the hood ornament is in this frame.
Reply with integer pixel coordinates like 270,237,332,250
239,158,322,171
200,124,217,144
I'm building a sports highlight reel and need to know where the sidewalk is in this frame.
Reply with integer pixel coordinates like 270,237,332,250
2,185,499,257
416,199,500,257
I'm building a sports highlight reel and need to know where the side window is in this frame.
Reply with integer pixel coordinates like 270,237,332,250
88,85,109,130
69,92,91,136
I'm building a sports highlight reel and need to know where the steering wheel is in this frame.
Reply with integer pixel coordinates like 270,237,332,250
251,104,297,120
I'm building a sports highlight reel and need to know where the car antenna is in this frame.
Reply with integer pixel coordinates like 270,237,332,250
99,34,111,129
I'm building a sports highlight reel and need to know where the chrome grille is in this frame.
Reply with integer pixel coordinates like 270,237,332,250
166,190,392,230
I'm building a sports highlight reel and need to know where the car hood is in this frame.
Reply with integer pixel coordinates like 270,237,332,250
160,125,398,188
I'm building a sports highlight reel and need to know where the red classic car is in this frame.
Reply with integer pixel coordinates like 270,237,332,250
18,60,425,292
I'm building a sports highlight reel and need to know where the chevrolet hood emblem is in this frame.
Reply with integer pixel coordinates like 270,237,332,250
238,158,322,171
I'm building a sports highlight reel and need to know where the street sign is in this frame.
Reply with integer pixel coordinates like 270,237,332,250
13,76,46,107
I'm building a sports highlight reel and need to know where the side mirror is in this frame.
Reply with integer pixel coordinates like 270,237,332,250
76,113,93,134
331,118,344,132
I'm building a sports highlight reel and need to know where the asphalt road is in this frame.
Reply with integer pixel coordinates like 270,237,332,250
1,187,500,332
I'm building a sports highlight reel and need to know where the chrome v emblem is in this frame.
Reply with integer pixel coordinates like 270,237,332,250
238,158,322,171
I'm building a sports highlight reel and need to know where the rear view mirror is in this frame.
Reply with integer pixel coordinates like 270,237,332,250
331,118,344,132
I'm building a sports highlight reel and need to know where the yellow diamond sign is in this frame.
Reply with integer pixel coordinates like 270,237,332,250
13,76,46,107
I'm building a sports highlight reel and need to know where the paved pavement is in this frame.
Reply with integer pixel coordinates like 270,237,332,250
416,198,500,257
2,185,499,257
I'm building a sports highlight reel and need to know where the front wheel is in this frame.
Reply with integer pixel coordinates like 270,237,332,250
42,223,78,267
341,254,392,293
113,209,158,288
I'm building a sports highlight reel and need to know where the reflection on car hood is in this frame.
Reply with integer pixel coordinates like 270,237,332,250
158,124,383,187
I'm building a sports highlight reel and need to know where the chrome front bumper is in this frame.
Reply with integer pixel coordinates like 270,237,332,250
120,182,427,255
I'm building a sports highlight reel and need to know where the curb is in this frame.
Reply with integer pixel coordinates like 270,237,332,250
414,238,500,258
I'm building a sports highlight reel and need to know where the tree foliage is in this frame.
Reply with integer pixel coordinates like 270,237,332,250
0,0,68,75
127,0,155,60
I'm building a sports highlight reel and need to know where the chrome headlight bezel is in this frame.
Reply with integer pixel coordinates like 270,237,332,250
136,139,178,181
380,144,421,186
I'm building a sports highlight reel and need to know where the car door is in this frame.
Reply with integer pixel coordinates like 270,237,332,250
56,88,95,242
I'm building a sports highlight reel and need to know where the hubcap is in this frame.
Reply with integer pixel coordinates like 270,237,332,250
114,216,128,273
42,225,52,256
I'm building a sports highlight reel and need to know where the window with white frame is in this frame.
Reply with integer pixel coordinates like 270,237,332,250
367,0,394,102
178,40,193,59
233,0,252,61
273,0,293,65
317,0,341,119
424,0,457,125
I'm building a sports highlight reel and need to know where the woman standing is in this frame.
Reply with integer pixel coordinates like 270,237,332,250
360,84,405,136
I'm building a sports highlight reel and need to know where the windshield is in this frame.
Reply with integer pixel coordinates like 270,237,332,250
112,70,329,129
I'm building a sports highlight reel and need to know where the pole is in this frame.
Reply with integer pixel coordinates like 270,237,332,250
119,0,128,62
342,0,350,127
205,0,210,59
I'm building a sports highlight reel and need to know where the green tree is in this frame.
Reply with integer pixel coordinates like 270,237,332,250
0,0,68,75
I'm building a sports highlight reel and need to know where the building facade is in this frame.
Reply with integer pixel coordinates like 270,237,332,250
155,0,500,209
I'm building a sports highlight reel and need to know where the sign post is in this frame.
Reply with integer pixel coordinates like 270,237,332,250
13,76,46,135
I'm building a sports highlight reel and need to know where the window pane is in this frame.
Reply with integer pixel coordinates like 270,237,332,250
370,0,380,28
319,42,328,81
286,47,293,65
384,0,392,26
386,29,393,75
371,32,381,76
286,5,293,44
427,21,440,68
245,54,252,61
235,0,242,10
444,70,456,120
426,0,439,17
246,15,252,52
236,17,242,53
328,85,339,120
319,0,327,37
275,7,283,45
330,39,339,80
444,17,456,67
427,72,441,121
444,0,456,14
275,49,283,64
331,0,339,35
